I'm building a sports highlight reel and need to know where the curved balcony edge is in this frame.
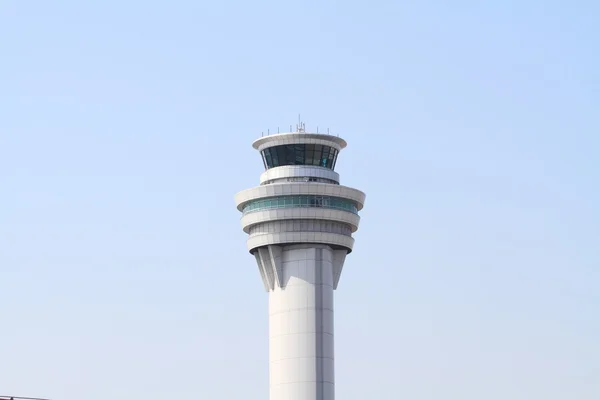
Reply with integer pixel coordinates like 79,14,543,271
246,232,354,254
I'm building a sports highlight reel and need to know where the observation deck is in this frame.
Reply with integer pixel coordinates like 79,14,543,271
235,127,365,259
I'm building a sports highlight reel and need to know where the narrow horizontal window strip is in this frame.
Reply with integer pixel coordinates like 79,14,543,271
248,220,353,235
242,195,358,215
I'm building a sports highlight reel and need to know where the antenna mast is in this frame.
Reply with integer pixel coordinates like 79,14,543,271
297,114,305,132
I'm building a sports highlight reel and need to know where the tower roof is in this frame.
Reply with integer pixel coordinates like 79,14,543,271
252,132,347,152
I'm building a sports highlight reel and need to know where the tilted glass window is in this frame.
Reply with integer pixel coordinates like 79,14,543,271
260,144,339,170
242,195,358,215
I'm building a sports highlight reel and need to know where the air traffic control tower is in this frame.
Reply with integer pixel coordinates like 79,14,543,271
234,123,366,400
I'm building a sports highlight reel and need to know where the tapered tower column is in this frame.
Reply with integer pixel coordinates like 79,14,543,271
235,125,366,400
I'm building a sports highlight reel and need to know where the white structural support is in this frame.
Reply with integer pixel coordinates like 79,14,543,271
235,129,365,400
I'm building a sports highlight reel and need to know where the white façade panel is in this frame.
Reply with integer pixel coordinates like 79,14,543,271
234,183,366,211
252,133,347,152
260,165,340,185
246,232,355,254
266,243,339,400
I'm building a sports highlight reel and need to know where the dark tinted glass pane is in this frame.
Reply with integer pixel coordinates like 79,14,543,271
270,147,280,167
328,149,335,159
332,149,338,169
264,149,273,168
327,149,335,168
262,144,338,169
305,144,315,165
313,145,323,166
277,146,287,166
285,145,295,165
321,146,330,167
295,144,305,165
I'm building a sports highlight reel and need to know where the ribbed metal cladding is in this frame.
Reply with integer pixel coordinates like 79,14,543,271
248,220,353,236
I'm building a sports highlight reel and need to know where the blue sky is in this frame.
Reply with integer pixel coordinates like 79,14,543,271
1,1,599,399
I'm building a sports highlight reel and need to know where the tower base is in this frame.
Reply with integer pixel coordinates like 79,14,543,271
254,244,346,400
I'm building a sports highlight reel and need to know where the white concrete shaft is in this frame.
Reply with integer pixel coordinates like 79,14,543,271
268,245,337,400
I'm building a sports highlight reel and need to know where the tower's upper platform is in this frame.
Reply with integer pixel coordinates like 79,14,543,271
252,132,347,171
235,124,365,268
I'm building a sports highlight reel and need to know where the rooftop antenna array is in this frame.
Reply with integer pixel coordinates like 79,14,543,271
261,115,333,136
296,114,306,133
